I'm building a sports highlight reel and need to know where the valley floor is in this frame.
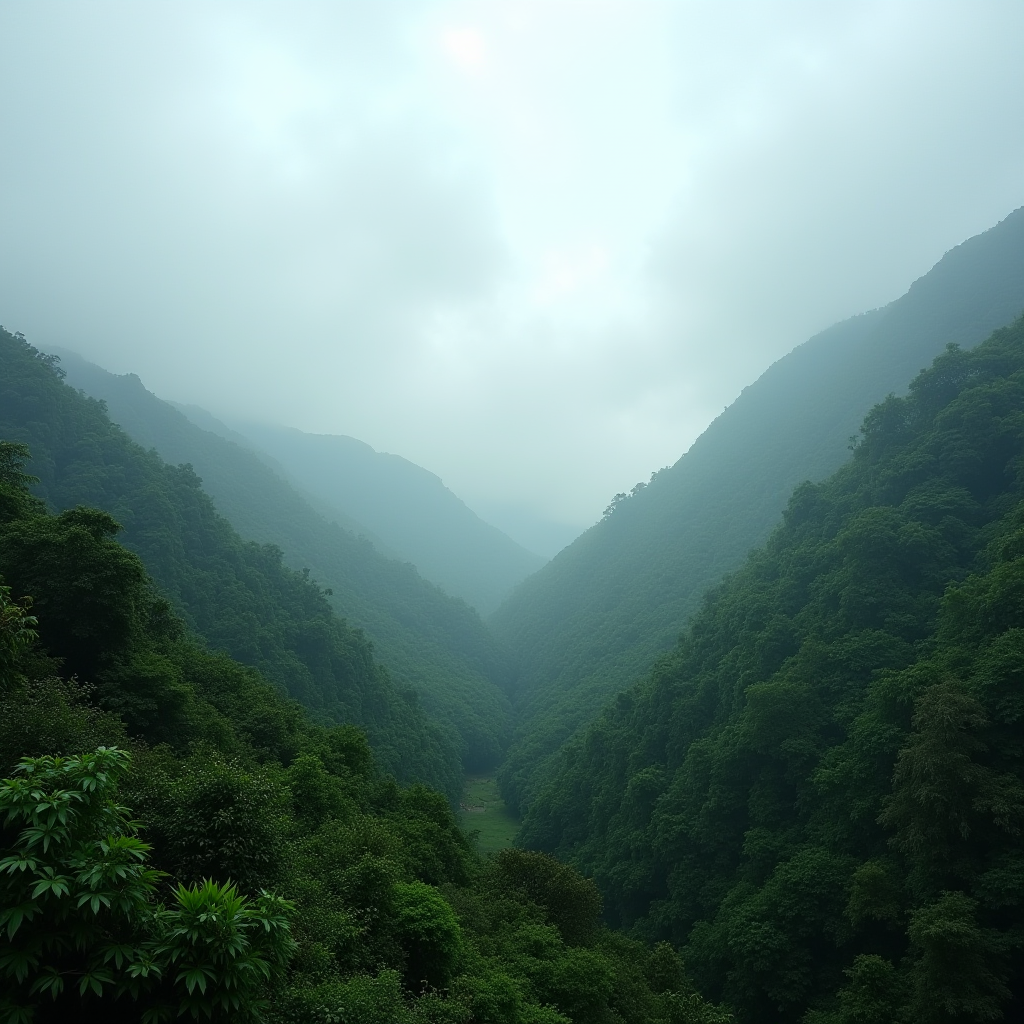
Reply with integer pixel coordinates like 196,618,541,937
459,774,521,854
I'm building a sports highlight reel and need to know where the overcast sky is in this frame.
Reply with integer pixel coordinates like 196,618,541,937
2,1,1023,550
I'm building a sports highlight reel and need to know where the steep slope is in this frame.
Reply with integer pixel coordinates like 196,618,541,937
45,348,514,773
0,328,471,797
491,205,1024,813
215,420,547,616
519,319,1024,1023
0,463,727,1024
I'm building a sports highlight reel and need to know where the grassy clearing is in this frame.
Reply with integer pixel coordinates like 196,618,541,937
459,774,520,855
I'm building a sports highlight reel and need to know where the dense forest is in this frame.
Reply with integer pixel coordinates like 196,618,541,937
491,204,1024,817
0,329,465,799
45,346,516,776
0,440,729,1023
3,204,1024,1023
520,319,1024,1021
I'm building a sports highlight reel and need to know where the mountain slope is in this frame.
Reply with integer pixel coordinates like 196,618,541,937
216,420,547,616
0,327,464,797
491,205,1024,813
519,318,1024,1022
0,458,726,1024
46,348,514,773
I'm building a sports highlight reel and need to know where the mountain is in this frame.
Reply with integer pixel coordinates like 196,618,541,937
43,347,515,775
490,205,1024,814
0,446,727,1024
162,398,399,556
0,327,465,797
187,417,547,616
518,319,1024,1022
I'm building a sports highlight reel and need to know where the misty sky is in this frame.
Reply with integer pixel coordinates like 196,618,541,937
2,1,1023,550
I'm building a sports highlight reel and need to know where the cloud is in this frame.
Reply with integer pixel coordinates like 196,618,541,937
1,0,1022,531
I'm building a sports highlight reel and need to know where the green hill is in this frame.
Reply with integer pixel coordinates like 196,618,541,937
45,349,515,773
521,318,1024,1022
198,418,547,616
0,443,727,1024
490,205,1024,814
0,328,482,796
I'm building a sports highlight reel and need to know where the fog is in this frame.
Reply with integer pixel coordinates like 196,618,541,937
2,1,1023,549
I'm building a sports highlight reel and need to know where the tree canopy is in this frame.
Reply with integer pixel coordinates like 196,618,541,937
0,443,729,1023
490,207,1024,817
519,319,1024,1022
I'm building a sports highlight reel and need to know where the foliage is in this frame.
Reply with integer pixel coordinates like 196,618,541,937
0,452,728,1022
521,319,1024,1021
0,583,37,693
392,880,463,989
0,747,295,1023
0,328,464,799
154,879,296,1022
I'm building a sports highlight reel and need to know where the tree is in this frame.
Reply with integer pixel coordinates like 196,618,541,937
0,584,37,693
392,880,463,990
0,747,295,1023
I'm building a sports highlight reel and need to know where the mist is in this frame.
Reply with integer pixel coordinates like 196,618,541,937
2,0,1023,542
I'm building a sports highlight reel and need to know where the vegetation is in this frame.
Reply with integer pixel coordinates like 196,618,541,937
0,747,295,1023
49,347,515,775
224,420,546,616
0,330,471,797
0,451,727,1023
459,776,521,855
520,320,1024,1021
4,213,1024,1022
490,205,1024,815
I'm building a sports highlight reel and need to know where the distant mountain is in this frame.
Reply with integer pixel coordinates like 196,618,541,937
151,400,395,557
0,328,463,798
455,497,584,560
190,419,547,617
490,204,1024,813
520,317,1024,1024
47,349,515,774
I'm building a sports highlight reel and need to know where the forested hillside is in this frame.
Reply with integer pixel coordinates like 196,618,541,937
492,204,1024,814
522,320,1024,1022
199,418,546,616
0,329,470,798
45,347,515,775
0,448,730,1023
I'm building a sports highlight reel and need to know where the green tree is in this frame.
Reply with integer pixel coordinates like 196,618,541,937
0,584,37,693
0,747,295,1023
392,881,463,990
906,893,1009,1023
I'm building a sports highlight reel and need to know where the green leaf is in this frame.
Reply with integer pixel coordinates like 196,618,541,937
28,966,65,999
0,948,40,985
101,941,138,969
30,875,70,899
77,967,114,997
0,854,37,875
179,965,213,995
0,999,34,1024
0,903,37,941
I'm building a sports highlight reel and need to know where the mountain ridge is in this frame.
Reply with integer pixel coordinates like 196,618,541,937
213,418,548,616
491,204,1024,813
23,347,516,774
517,316,1024,1022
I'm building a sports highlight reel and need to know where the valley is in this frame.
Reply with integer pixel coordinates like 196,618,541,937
2,206,1023,1022
459,774,521,855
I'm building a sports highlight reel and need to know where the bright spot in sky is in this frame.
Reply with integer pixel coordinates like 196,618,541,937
441,27,488,72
